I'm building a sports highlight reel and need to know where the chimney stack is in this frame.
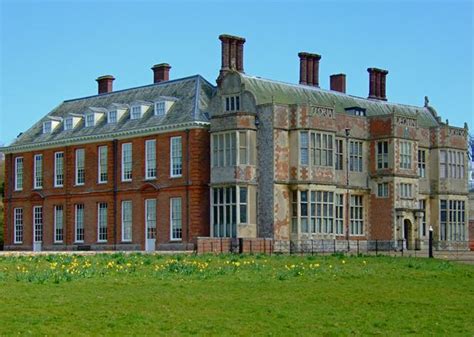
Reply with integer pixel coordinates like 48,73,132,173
96,75,115,95
298,52,321,87
152,63,171,83
330,74,346,93
367,68,389,101
218,34,246,83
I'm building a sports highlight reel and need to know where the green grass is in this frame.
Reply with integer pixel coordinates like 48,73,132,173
0,253,473,336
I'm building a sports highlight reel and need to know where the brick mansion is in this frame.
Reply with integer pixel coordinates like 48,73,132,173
1,34,470,251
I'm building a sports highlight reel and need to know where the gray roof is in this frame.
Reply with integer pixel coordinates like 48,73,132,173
240,74,440,128
9,75,215,148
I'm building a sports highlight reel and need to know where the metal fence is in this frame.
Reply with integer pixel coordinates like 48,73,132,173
271,239,473,258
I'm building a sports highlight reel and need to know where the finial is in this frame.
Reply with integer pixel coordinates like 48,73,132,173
424,96,429,107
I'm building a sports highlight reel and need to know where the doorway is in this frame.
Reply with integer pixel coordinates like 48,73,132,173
403,219,412,250
145,199,157,252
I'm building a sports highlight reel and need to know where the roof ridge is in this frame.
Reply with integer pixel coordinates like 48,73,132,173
240,73,425,110
193,76,201,120
64,75,210,103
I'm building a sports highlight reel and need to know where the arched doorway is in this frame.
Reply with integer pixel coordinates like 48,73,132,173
403,219,412,250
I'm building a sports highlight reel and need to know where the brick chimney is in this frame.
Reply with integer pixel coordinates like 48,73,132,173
367,68,389,101
330,74,346,93
96,75,115,95
298,52,321,87
151,63,171,83
218,34,245,82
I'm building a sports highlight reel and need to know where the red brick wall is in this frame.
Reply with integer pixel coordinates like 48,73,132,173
369,184,394,240
196,237,274,254
3,127,210,250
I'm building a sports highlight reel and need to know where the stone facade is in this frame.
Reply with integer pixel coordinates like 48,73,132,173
209,35,470,251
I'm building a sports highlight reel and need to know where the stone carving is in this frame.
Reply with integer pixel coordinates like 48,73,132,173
449,128,465,137
310,105,334,118
395,116,417,128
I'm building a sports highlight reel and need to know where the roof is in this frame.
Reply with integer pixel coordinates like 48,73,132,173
240,74,440,128
7,75,215,150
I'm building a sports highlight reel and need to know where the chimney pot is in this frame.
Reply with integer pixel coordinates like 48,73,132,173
330,74,346,93
151,63,171,83
298,52,321,87
96,75,115,95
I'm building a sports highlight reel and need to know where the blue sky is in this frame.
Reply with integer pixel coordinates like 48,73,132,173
0,0,472,145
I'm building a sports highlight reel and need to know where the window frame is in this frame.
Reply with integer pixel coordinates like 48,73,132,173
400,141,412,169
377,182,389,198
33,154,43,189
33,206,43,243
64,117,73,130
130,106,142,120
121,200,133,242
54,152,64,187
121,143,133,182
54,205,64,243
43,121,52,134
170,197,182,241
418,149,426,178
224,95,240,112
154,101,166,116
145,139,157,180
85,113,95,127
75,148,85,186
335,139,343,170
98,146,108,184
349,195,364,236
14,156,23,191
75,204,84,243
13,208,23,244
170,136,182,178
108,110,117,124
97,202,108,243
376,141,389,169
145,199,157,240
300,131,309,166
349,140,363,172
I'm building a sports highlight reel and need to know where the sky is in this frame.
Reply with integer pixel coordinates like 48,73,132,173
0,0,472,145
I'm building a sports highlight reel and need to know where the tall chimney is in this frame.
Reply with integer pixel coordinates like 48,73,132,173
96,75,115,95
367,68,388,101
330,74,346,93
218,34,246,83
151,63,171,83
298,52,321,87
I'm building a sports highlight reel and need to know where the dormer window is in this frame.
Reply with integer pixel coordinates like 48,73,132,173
63,115,81,131
106,105,127,124
85,114,95,127
345,107,366,117
108,110,117,123
42,119,60,134
155,101,165,116
225,95,240,112
43,121,52,134
131,106,143,119
64,118,73,130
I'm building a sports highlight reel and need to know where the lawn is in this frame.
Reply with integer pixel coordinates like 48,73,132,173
0,253,473,336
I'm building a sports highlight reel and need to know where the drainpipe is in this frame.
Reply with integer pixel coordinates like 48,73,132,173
7,153,13,249
345,128,351,251
65,146,69,250
113,139,118,250
186,130,190,249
